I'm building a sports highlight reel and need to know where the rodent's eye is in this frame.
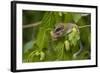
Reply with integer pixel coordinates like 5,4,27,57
55,27,62,32
55,25,64,32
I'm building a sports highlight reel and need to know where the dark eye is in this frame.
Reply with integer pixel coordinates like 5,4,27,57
55,27,62,32
55,25,64,32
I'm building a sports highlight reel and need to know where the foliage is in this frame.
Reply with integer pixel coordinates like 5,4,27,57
22,10,91,63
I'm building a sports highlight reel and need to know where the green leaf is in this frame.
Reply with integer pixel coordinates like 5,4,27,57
64,40,70,51
72,13,82,23
24,41,34,53
41,12,55,28
63,13,73,23
40,51,45,61
59,12,63,16
68,27,80,46
77,16,91,48
53,12,62,24
53,41,64,60
36,28,47,50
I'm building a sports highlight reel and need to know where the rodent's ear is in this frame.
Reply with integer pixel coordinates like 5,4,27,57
54,24,64,31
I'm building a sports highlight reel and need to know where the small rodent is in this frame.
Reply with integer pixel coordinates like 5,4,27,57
50,23,83,58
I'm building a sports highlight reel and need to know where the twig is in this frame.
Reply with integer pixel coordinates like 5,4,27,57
79,25,90,28
23,21,41,29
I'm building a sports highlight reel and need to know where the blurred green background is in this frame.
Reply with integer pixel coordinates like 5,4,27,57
22,10,91,63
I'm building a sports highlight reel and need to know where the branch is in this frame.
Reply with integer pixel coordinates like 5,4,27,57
23,21,41,29
23,22,90,29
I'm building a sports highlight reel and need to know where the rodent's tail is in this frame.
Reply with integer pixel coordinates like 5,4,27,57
73,41,83,59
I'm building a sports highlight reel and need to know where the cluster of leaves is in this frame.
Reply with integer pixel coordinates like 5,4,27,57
23,11,91,63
